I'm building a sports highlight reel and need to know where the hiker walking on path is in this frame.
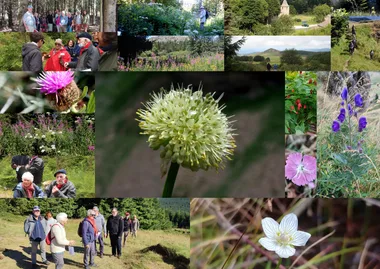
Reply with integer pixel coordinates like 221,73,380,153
93,206,107,258
122,212,132,247
45,169,77,198
131,215,140,238
106,208,124,258
199,6,207,31
23,4,36,32
82,209,98,269
45,211,57,236
24,206,50,268
13,172,44,198
50,213,75,269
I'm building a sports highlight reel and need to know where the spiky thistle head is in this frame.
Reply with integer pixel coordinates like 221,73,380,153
136,85,236,172
35,71,81,111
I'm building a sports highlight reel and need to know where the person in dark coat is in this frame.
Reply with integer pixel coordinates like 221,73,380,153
65,39,80,62
266,62,272,71
25,155,44,185
352,25,356,36
13,172,44,198
106,208,124,258
64,32,100,71
45,169,76,198
122,212,132,247
82,209,98,269
47,11,54,32
22,32,44,72
98,32,118,71
11,155,30,183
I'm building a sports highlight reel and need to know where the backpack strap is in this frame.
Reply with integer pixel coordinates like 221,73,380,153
50,223,60,240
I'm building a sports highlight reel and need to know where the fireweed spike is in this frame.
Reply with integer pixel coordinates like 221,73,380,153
136,85,237,197
35,71,81,111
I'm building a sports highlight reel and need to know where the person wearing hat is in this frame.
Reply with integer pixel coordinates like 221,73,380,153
64,32,100,71
22,32,44,72
23,4,36,32
199,6,207,31
44,38,71,71
24,206,50,267
45,169,76,198
93,206,107,258
13,172,45,198
122,212,132,247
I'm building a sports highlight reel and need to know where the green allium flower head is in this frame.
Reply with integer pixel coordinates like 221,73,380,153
137,85,236,172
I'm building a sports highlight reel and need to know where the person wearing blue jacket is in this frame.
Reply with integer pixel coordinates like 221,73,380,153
82,209,98,269
13,172,44,198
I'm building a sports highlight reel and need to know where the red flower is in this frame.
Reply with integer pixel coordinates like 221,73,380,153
286,95,290,99
300,71,302,74
304,105,307,109
290,106,294,111
314,80,317,86
308,79,312,84
296,99,301,104
292,89,295,93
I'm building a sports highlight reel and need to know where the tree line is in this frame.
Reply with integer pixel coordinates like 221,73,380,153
0,198,190,229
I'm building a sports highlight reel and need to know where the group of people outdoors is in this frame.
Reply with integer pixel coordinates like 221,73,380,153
22,32,117,72
25,206,139,269
11,155,76,198
23,4,91,33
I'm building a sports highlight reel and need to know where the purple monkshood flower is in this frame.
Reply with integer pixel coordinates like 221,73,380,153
341,87,348,100
36,71,74,94
337,108,346,123
354,93,363,107
341,101,344,106
358,117,367,132
346,145,352,150
332,120,340,132
348,104,353,116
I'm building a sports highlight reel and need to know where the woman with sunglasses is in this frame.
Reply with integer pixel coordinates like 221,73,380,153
44,38,71,71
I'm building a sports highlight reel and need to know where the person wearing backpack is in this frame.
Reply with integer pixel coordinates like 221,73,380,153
199,6,207,31
82,209,98,269
93,206,106,258
48,212,75,269
106,207,124,258
24,206,50,267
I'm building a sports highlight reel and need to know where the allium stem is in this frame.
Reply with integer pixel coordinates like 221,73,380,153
162,162,180,197
275,258,283,269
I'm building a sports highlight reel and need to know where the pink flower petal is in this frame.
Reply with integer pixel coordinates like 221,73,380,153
285,153,302,180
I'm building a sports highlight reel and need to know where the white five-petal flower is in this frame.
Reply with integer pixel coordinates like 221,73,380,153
258,213,311,258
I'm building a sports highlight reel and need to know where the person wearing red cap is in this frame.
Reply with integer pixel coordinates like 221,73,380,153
45,169,76,198
122,212,132,247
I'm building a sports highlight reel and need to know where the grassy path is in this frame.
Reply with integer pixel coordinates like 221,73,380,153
0,217,190,269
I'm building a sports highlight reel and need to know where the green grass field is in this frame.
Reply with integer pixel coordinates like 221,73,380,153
0,214,190,269
332,23,380,71
0,156,95,198
292,14,317,26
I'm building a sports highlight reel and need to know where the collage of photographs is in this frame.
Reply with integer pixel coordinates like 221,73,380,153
0,0,380,269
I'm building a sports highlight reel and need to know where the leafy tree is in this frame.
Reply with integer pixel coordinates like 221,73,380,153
266,57,271,62
313,4,331,23
239,0,268,31
253,55,265,61
359,0,369,11
265,0,281,23
271,15,294,35
225,36,246,70
331,8,349,47
280,49,303,65
289,5,298,14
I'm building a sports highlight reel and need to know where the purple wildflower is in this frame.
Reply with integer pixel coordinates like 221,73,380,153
341,101,344,106
358,117,367,132
332,120,340,132
354,93,363,107
88,145,95,151
337,108,346,123
36,71,74,94
341,87,348,100
348,104,353,116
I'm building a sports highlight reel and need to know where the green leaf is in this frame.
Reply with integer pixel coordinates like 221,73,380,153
331,153,347,165
295,129,304,135
87,91,96,113
78,86,89,101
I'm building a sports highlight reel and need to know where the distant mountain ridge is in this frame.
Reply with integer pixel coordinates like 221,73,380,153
240,47,330,56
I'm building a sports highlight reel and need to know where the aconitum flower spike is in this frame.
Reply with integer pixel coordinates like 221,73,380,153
137,85,236,172
358,117,367,132
341,87,348,100
337,108,346,123
348,104,353,116
354,93,363,107
341,101,344,106
35,71,80,111
332,120,340,132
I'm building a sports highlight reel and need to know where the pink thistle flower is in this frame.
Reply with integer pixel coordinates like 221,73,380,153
88,145,95,151
285,153,316,186
36,71,74,95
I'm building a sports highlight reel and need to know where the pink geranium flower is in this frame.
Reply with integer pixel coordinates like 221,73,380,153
285,153,316,186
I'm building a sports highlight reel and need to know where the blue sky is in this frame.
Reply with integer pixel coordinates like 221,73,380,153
232,36,331,54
